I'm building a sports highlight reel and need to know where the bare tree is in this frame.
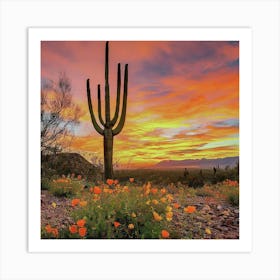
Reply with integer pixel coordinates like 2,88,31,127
41,73,81,155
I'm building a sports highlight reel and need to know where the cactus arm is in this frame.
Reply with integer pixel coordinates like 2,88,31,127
105,41,110,125
87,79,104,136
97,84,105,126
113,64,128,136
111,63,121,126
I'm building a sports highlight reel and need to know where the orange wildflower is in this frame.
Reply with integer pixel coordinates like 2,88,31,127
161,230,170,238
114,221,121,228
93,186,102,194
152,199,159,205
129,178,134,183
45,224,52,233
114,179,119,185
153,211,162,222
77,175,82,180
106,179,114,186
123,186,129,192
77,219,86,227
143,181,151,195
173,203,180,209
69,225,78,234
51,228,58,237
160,188,167,194
79,200,88,207
166,194,173,202
78,227,87,237
166,211,173,222
151,188,158,195
71,198,80,207
184,206,196,213
160,197,167,203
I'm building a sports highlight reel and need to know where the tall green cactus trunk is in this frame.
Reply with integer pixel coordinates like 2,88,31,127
87,41,128,180
104,128,113,179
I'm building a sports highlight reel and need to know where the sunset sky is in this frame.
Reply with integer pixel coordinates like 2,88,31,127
41,41,239,168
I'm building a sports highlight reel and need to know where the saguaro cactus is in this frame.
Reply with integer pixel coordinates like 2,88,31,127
87,41,128,180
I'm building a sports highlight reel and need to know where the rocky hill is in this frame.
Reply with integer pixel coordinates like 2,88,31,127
41,153,101,180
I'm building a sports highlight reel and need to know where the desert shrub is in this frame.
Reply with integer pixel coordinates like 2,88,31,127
186,176,204,189
49,178,83,197
41,177,51,190
227,191,239,206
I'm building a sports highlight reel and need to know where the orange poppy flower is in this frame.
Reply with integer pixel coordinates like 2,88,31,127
129,178,134,183
79,200,88,207
161,230,170,238
114,179,119,185
77,175,82,180
69,225,78,234
51,228,59,237
106,179,114,186
77,219,86,227
184,206,196,213
114,221,121,228
160,188,167,194
93,186,102,194
45,224,52,233
173,203,180,209
123,186,129,192
71,198,80,207
151,188,158,195
166,194,173,202
166,211,173,222
152,199,159,205
153,211,162,222
78,227,87,237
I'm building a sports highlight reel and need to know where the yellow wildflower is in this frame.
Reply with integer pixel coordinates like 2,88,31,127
166,205,172,212
128,224,135,230
131,212,137,218
166,211,173,222
153,211,162,222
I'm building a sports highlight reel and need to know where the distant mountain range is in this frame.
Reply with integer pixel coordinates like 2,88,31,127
154,156,239,169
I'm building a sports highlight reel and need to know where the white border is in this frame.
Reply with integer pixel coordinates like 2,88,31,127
1,1,279,279
28,27,252,253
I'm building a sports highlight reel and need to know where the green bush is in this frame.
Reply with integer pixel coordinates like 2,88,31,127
227,192,239,206
49,178,83,197
41,177,51,190
186,176,204,189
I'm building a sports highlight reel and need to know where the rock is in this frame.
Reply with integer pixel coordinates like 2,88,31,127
201,205,211,212
222,210,231,216
217,204,223,210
